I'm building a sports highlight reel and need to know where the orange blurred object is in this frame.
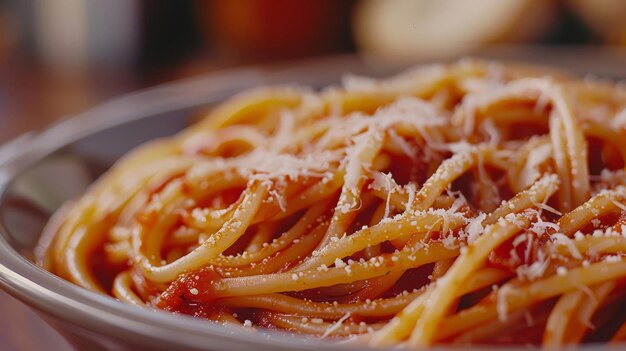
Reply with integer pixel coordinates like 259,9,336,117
199,0,353,61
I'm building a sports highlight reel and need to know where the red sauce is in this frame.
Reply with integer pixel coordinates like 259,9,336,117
90,247,128,292
588,136,624,176
153,267,222,316
382,264,433,298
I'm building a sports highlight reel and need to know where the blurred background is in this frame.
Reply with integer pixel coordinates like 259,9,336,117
3,0,626,143
1,0,626,349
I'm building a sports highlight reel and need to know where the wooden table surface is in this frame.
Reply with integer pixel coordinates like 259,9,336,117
0,291,73,350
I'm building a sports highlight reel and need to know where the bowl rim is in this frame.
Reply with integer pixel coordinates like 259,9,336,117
1,52,624,350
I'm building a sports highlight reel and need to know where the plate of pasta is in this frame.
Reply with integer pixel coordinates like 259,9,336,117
1,55,626,350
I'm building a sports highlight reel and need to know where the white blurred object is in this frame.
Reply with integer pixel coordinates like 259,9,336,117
35,0,87,70
354,0,557,60
34,0,139,72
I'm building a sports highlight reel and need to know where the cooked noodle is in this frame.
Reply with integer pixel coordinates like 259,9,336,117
38,60,626,347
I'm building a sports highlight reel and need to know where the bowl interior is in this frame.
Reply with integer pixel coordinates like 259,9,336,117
0,109,193,257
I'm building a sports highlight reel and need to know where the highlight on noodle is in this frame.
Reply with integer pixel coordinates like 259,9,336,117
38,60,626,347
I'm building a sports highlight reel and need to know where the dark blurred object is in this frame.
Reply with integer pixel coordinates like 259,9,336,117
140,1,202,75
567,0,626,45
199,0,355,62
539,2,596,44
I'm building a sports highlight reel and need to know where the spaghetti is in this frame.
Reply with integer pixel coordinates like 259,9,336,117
38,60,626,347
